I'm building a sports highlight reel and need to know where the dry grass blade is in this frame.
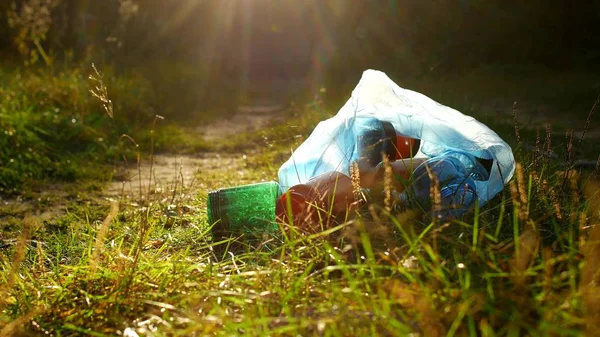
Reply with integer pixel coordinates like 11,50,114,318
515,163,529,220
6,217,34,289
350,161,362,202
569,170,580,224
382,154,393,213
119,134,143,201
574,93,599,158
147,114,165,200
544,123,552,167
89,201,120,274
512,101,521,144
561,130,575,190
533,127,540,172
509,180,520,211
89,63,114,119
426,165,442,217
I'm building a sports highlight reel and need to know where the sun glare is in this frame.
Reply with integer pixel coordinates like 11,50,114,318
204,0,347,94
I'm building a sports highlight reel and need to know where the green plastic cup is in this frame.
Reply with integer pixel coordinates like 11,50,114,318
207,181,281,239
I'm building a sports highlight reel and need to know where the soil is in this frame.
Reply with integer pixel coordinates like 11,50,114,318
104,103,287,198
197,103,288,141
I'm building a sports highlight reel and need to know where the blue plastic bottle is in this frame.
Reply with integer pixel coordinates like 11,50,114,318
409,150,490,217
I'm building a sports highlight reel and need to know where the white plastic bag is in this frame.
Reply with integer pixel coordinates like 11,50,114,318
278,69,515,205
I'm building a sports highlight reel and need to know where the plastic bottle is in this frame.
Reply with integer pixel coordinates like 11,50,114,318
207,181,281,239
275,156,425,230
275,171,359,231
408,151,490,217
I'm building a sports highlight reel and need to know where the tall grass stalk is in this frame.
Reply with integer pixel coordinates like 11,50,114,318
89,201,119,275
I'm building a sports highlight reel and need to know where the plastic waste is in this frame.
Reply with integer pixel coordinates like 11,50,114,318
278,69,515,209
408,150,490,217
350,117,420,172
207,181,281,238
274,156,436,228
275,171,358,230
278,115,420,190
207,70,516,238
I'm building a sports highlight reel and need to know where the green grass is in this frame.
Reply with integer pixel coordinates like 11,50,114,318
0,63,209,194
1,66,600,336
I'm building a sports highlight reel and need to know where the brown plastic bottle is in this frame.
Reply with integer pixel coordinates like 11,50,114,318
275,157,427,232
275,171,358,232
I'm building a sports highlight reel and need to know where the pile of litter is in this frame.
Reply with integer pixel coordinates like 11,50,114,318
207,70,515,240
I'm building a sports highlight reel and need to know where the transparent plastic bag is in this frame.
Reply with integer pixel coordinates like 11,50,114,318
278,69,515,206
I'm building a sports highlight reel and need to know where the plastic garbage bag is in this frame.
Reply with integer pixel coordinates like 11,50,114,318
278,69,515,206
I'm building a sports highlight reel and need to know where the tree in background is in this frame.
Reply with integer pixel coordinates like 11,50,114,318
1,0,599,119
6,0,62,66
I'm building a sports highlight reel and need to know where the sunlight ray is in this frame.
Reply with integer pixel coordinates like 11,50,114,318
307,1,338,94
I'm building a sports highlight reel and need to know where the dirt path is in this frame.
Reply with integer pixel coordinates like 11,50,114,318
196,103,288,141
104,103,287,198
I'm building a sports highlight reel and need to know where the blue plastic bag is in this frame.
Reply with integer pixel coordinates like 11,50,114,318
278,69,515,206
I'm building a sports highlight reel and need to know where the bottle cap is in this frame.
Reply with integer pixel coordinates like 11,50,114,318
395,134,421,159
